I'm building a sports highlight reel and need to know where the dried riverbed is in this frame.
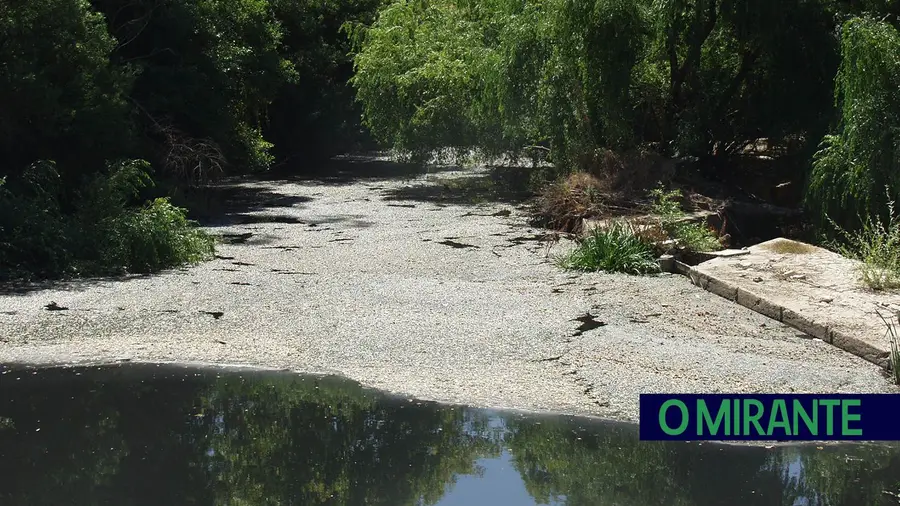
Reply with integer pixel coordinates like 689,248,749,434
0,157,895,420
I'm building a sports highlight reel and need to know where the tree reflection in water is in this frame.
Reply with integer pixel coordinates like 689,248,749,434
0,365,897,506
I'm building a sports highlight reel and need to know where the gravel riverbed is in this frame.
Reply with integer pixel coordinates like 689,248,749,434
1,157,895,420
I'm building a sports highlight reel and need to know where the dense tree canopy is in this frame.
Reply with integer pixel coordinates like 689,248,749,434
808,16,900,226
350,0,839,163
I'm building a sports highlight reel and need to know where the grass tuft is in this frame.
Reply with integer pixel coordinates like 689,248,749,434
558,221,659,275
877,310,900,384
827,193,900,290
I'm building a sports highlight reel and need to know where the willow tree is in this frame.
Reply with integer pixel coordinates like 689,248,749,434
350,0,842,185
808,16,900,226
348,0,648,164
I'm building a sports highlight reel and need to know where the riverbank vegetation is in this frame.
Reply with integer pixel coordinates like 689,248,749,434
0,0,381,280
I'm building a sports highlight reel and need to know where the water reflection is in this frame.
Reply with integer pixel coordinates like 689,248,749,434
0,365,897,506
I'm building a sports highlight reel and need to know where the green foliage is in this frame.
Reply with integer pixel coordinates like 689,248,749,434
0,160,214,280
351,0,839,167
0,162,73,279
672,222,721,252
826,192,900,290
808,17,900,228
2,0,381,183
120,198,215,272
0,0,134,177
88,0,297,176
0,0,381,279
348,0,504,159
79,160,215,275
649,186,684,218
650,186,721,252
560,222,660,274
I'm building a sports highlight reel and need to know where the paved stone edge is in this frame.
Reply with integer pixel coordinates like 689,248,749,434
687,267,892,370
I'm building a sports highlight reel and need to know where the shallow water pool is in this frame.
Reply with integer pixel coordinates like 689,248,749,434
0,364,898,505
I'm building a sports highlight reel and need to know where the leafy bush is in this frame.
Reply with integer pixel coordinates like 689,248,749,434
673,223,722,253
112,198,216,273
0,160,214,281
559,222,659,275
74,160,216,274
0,162,73,279
649,187,684,218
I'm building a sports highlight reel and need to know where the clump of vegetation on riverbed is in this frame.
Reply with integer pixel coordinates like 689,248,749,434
649,187,722,254
559,222,660,275
533,173,607,233
556,185,723,275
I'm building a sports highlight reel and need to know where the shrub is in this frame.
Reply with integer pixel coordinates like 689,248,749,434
827,193,900,290
559,221,659,275
672,223,723,253
74,160,216,274
533,172,607,232
0,162,73,279
0,160,215,280
650,186,721,253
112,198,216,273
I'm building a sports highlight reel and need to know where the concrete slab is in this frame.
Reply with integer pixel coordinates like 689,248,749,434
689,238,900,369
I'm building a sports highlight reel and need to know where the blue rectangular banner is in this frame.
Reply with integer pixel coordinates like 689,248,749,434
639,394,900,441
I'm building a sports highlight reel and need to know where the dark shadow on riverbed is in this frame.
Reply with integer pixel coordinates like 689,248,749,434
171,184,314,227
1,364,897,506
0,272,177,297
176,154,464,228
217,213,306,225
263,153,466,186
382,165,538,206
